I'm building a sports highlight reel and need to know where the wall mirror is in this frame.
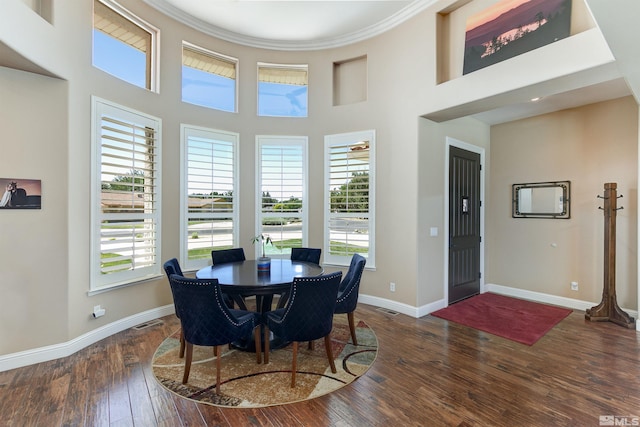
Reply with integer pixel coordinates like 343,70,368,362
512,181,570,219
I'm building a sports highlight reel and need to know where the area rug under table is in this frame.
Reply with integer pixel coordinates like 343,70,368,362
431,293,572,346
152,314,378,408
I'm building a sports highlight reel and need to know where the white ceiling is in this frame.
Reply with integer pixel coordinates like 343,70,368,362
143,0,435,50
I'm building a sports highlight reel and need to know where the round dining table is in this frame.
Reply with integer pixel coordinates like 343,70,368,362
196,258,324,350
196,258,323,310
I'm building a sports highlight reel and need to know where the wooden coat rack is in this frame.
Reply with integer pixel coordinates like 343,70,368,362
585,182,636,328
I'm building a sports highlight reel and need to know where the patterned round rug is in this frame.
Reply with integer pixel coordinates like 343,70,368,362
152,314,378,408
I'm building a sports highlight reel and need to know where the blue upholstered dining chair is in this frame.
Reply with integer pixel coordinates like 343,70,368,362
168,274,262,394
163,258,186,358
274,247,323,310
263,271,342,387
290,247,321,264
211,248,247,308
335,253,366,346
211,247,246,265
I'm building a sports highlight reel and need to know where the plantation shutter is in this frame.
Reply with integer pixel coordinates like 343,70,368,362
183,127,238,267
325,131,375,267
260,144,304,214
257,136,308,258
93,99,161,289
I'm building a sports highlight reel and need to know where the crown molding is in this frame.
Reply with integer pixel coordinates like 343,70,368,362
142,0,437,51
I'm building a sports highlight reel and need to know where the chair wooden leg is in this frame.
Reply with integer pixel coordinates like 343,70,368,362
347,311,358,346
291,341,298,388
215,345,222,394
324,335,337,373
182,342,193,384
308,340,314,350
263,326,270,364
254,326,262,364
213,346,219,357
179,329,186,358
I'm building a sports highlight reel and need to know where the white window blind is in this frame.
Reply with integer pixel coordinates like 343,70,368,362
183,45,236,78
94,0,150,53
182,43,237,112
91,98,161,290
258,65,308,85
256,136,308,258
93,0,158,91
257,63,308,117
182,125,238,270
324,130,375,267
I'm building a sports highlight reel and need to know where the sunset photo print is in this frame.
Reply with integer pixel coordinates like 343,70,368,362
463,0,572,75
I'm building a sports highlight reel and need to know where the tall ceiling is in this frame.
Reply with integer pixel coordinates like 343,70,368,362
142,0,633,124
142,0,435,50
2,0,634,126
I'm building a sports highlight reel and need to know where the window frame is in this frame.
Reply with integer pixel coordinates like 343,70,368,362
93,0,160,92
324,130,376,268
180,124,240,271
181,41,238,113
257,62,309,118
255,135,309,259
90,96,162,292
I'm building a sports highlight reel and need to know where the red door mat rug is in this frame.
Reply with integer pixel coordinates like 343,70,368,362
431,293,572,346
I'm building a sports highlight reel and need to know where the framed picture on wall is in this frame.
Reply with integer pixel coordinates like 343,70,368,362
0,178,42,209
463,0,572,75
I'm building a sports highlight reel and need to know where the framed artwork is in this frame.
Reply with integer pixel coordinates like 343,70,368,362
0,178,42,209
463,0,572,75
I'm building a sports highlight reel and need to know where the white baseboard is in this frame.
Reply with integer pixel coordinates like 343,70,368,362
0,305,175,372
358,294,447,318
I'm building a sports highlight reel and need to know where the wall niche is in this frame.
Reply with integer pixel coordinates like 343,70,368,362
333,55,367,106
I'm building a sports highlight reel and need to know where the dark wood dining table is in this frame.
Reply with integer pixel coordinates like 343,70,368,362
196,258,324,350
196,258,324,312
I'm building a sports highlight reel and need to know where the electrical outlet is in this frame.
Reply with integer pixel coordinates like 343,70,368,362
570,281,578,291
390,282,396,292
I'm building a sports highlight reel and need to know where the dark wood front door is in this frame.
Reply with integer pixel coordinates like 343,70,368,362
448,146,481,304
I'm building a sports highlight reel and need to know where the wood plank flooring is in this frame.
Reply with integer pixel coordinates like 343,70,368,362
1,302,639,426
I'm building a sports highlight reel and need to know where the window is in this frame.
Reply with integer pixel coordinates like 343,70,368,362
93,0,159,91
91,97,161,291
258,63,308,117
181,125,239,270
256,136,308,258
324,130,375,267
182,42,237,112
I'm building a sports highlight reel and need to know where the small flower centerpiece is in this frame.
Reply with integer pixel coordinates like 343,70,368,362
252,233,272,271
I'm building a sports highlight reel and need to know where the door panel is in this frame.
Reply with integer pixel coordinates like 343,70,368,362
448,146,481,304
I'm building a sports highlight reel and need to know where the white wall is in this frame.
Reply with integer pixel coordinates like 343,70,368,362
488,97,638,309
0,67,69,350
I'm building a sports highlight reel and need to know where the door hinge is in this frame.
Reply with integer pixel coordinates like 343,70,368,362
479,236,482,243
479,272,482,279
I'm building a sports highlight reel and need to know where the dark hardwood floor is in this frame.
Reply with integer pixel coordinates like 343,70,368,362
1,302,639,426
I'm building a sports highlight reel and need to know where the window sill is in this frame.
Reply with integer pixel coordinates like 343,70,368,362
88,274,163,296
